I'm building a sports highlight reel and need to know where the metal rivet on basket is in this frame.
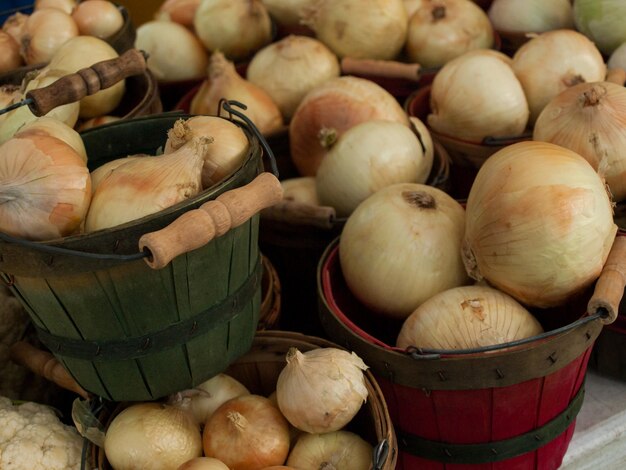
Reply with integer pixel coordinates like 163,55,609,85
141,338,151,350
1,274,14,286
548,352,557,364
95,346,101,356
495,368,504,379
534,435,542,441
444,449,453,457
585,331,592,340
491,448,498,455
45,255,54,266
190,321,198,334
113,240,121,251
438,370,447,381
422,387,432,397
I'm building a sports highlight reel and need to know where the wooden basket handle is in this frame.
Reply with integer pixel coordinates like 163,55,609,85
588,235,626,324
9,341,89,399
139,172,283,269
261,200,337,229
341,57,422,82
606,67,626,86
25,48,147,116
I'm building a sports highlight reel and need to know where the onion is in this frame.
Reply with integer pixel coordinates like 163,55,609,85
178,457,231,470
608,43,626,71
463,141,617,308
2,12,28,45
340,183,468,318
260,0,317,27
276,347,368,433
169,373,250,427
190,51,283,137
0,30,23,73
203,394,290,470
428,50,529,143
301,0,408,60
280,177,319,206
573,0,626,56
104,402,203,470
89,156,144,194
286,431,373,470
16,116,87,162
0,133,91,240
289,76,409,176
405,0,494,69
155,0,201,27
404,0,421,18
20,8,78,65
397,285,544,350
488,0,573,34
76,115,120,131
193,0,273,62
71,0,124,39
45,36,125,118
534,82,626,203
316,120,432,217
511,29,606,125
34,0,76,14
85,139,207,232
135,21,209,82
409,116,434,167
246,35,340,120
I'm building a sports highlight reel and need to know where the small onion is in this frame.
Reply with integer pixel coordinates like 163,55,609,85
302,0,408,60
463,141,617,308
20,8,79,65
405,0,494,69
276,347,368,433
340,183,468,318
428,50,529,143
397,285,544,350
280,177,319,206
246,35,340,120
71,0,124,39
155,0,201,27
135,21,209,82
286,431,373,470
289,76,409,176
511,29,606,125
0,31,23,73
178,457,231,470
104,402,203,470
573,0,626,56
16,116,87,162
487,0,573,34
316,120,432,217
260,0,317,27
193,0,273,62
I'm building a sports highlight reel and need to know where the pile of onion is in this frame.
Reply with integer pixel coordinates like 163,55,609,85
463,141,617,308
534,81,626,203
340,183,468,319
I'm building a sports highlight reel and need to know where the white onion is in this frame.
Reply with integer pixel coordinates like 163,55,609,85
280,177,319,206
573,0,626,56
463,141,617,308
20,8,79,65
72,0,124,39
608,43,626,72
260,0,317,27
286,431,373,470
488,0,573,34
16,116,87,162
135,21,209,82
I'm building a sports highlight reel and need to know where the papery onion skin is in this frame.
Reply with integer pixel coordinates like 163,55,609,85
405,0,494,69
302,0,408,60
0,134,91,240
463,141,617,308
573,0,626,56
511,29,606,125
427,49,529,143
135,21,209,82
340,183,469,318
286,431,373,470
488,0,573,34
202,394,290,470
178,457,231,470
104,402,203,470
16,116,87,162
289,76,409,176
20,8,79,65
397,285,544,350
247,35,340,120
0,31,23,73
71,0,124,39
155,0,201,27
534,81,626,202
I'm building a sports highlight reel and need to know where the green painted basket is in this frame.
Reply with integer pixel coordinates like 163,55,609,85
0,106,280,402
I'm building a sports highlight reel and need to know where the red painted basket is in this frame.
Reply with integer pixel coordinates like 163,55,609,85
317,236,626,469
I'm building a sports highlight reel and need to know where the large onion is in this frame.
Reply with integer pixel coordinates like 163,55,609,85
573,0,626,56
405,0,494,69
463,141,617,308
289,76,409,176
260,0,317,27
301,0,408,60
511,29,606,125
488,0,573,34
340,183,468,319
397,285,544,350
20,8,78,64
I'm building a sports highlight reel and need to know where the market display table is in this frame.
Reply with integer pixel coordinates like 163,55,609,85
561,370,626,469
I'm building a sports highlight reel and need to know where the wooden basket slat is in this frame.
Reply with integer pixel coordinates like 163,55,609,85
492,380,542,440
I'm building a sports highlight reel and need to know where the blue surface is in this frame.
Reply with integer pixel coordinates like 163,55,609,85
0,1,33,23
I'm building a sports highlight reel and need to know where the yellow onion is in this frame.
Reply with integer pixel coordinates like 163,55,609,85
289,76,409,176
135,21,209,82
280,177,319,206
2,12,28,45
0,134,91,240
20,8,78,65
286,431,373,470
76,115,120,131
71,0,124,39
246,35,340,120
178,457,231,470
340,183,468,318
397,285,544,350
276,347,368,433
488,0,573,34
193,0,273,62
34,0,76,14
534,82,626,203
155,0,201,27
301,0,408,60
190,51,283,137
0,30,23,73
511,29,606,125
608,43,626,71
203,394,290,470
316,120,432,217
260,0,317,27
463,141,617,308
104,402,203,470
405,0,494,69
89,155,144,194
428,49,529,143
16,116,87,162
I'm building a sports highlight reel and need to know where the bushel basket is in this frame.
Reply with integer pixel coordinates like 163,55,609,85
0,105,283,402
318,235,626,470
